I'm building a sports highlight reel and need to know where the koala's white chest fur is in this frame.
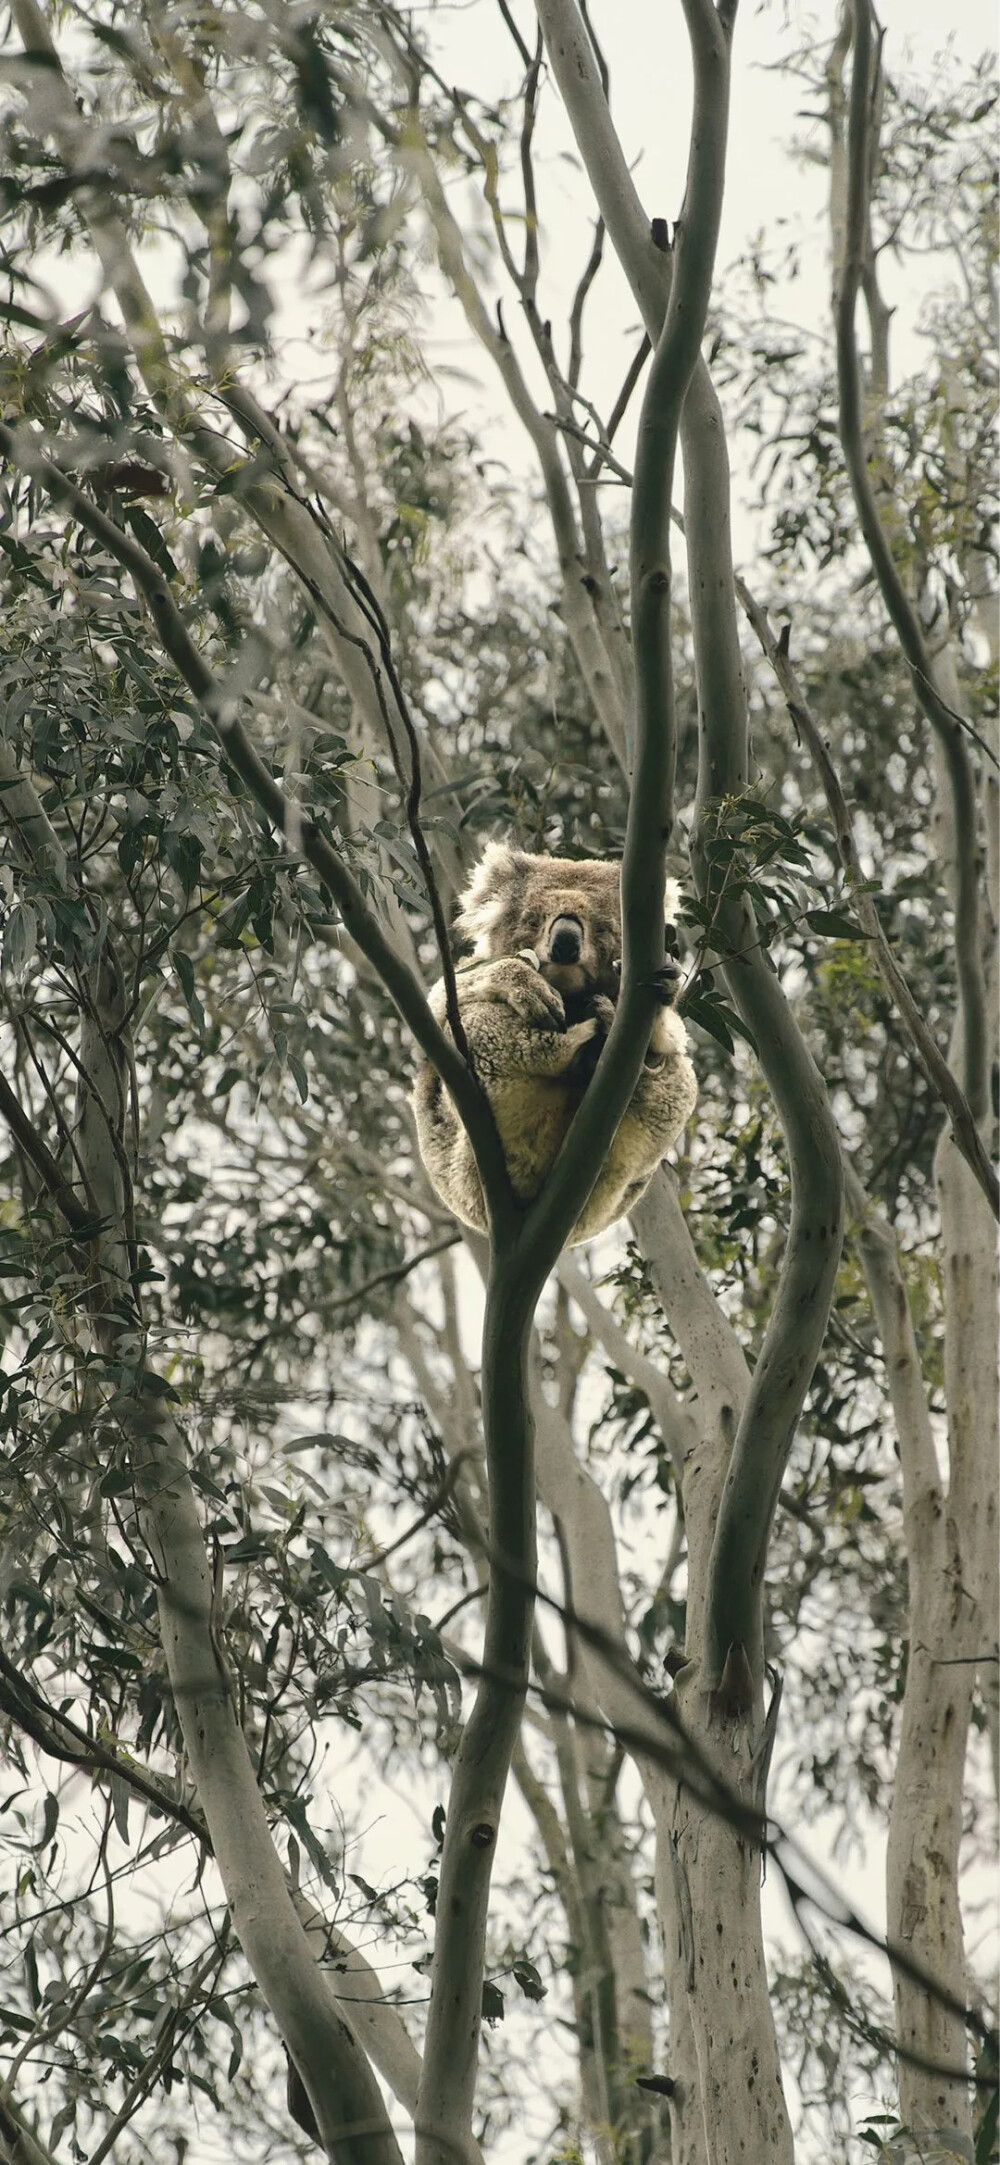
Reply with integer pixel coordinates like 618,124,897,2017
412,843,697,1246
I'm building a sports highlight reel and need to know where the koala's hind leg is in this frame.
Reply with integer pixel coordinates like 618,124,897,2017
414,967,603,1232
412,1060,490,1234
570,1019,697,1243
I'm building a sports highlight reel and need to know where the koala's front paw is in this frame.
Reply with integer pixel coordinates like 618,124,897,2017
590,995,617,1035
650,960,683,1006
458,956,566,1030
567,1011,606,1085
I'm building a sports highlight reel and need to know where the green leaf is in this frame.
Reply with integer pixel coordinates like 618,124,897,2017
100,1464,136,1498
3,902,38,980
282,1795,340,1892
123,503,178,581
976,2088,999,2165
164,829,203,896
173,949,206,1033
804,909,866,940
481,1979,505,2025
32,1791,58,1854
512,1957,546,2003
109,1773,131,1848
684,990,758,1057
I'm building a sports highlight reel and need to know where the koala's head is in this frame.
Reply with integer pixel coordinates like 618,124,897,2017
455,843,682,1013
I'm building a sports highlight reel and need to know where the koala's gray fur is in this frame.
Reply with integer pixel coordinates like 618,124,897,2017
413,843,697,1246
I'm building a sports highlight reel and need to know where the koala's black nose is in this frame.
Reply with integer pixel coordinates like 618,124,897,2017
548,914,583,965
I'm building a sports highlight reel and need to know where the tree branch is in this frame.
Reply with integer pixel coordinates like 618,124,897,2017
417,11,734,2149
558,1255,698,1483
10,0,466,941
0,1647,209,1844
0,1072,92,1237
836,0,990,1123
511,0,734,1270
684,394,844,1697
736,579,998,1216
0,416,514,1231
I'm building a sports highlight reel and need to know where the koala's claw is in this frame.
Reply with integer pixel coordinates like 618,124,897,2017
650,962,683,1005
590,995,617,1033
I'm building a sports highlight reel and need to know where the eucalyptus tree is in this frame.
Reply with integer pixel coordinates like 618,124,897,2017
0,4,995,2165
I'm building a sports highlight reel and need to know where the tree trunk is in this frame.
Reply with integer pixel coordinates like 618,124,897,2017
665,1692,793,2165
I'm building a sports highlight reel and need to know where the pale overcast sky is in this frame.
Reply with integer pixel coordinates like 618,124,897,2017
353,0,997,542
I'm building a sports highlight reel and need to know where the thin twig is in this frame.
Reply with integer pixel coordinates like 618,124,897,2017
599,333,652,455
85,1926,232,2165
327,1234,461,1316
0,416,510,1219
217,392,470,1065
551,411,634,486
736,578,998,1218
0,1070,91,1235
0,1644,208,1844
357,1457,470,1573
836,0,990,1126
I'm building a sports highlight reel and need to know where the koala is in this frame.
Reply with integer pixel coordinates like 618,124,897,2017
413,843,697,1246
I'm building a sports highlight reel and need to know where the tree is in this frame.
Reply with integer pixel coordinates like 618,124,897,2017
0,2,996,2162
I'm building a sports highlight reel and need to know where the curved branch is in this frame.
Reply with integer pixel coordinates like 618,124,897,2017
736,579,998,1217
0,1072,92,1237
11,0,464,973
0,417,514,1232
557,1255,699,1482
511,0,734,1270
685,366,844,1696
414,1261,537,2162
0,2093,61,2165
836,0,989,1122
534,0,669,334
631,1168,749,1429
418,10,734,2152
538,0,840,1716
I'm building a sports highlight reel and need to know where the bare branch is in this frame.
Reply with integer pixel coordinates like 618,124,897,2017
0,2093,61,2165
736,579,998,1217
327,1235,462,1317
0,1071,92,1236
0,416,513,1228
836,0,990,1123
598,333,652,458
684,380,844,1698
513,0,734,1265
0,1647,208,1844
558,1255,698,1483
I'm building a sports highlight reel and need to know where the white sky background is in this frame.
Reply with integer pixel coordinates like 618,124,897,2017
15,3,998,2159
278,0,999,561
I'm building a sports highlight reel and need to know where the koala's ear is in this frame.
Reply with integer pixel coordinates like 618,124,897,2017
664,877,683,930
455,841,526,954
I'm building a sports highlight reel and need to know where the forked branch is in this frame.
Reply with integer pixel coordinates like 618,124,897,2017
836,0,991,1128
737,580,998,1217
0,417,513,1233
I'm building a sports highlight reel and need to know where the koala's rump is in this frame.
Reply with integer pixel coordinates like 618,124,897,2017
489,1073,584,1203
